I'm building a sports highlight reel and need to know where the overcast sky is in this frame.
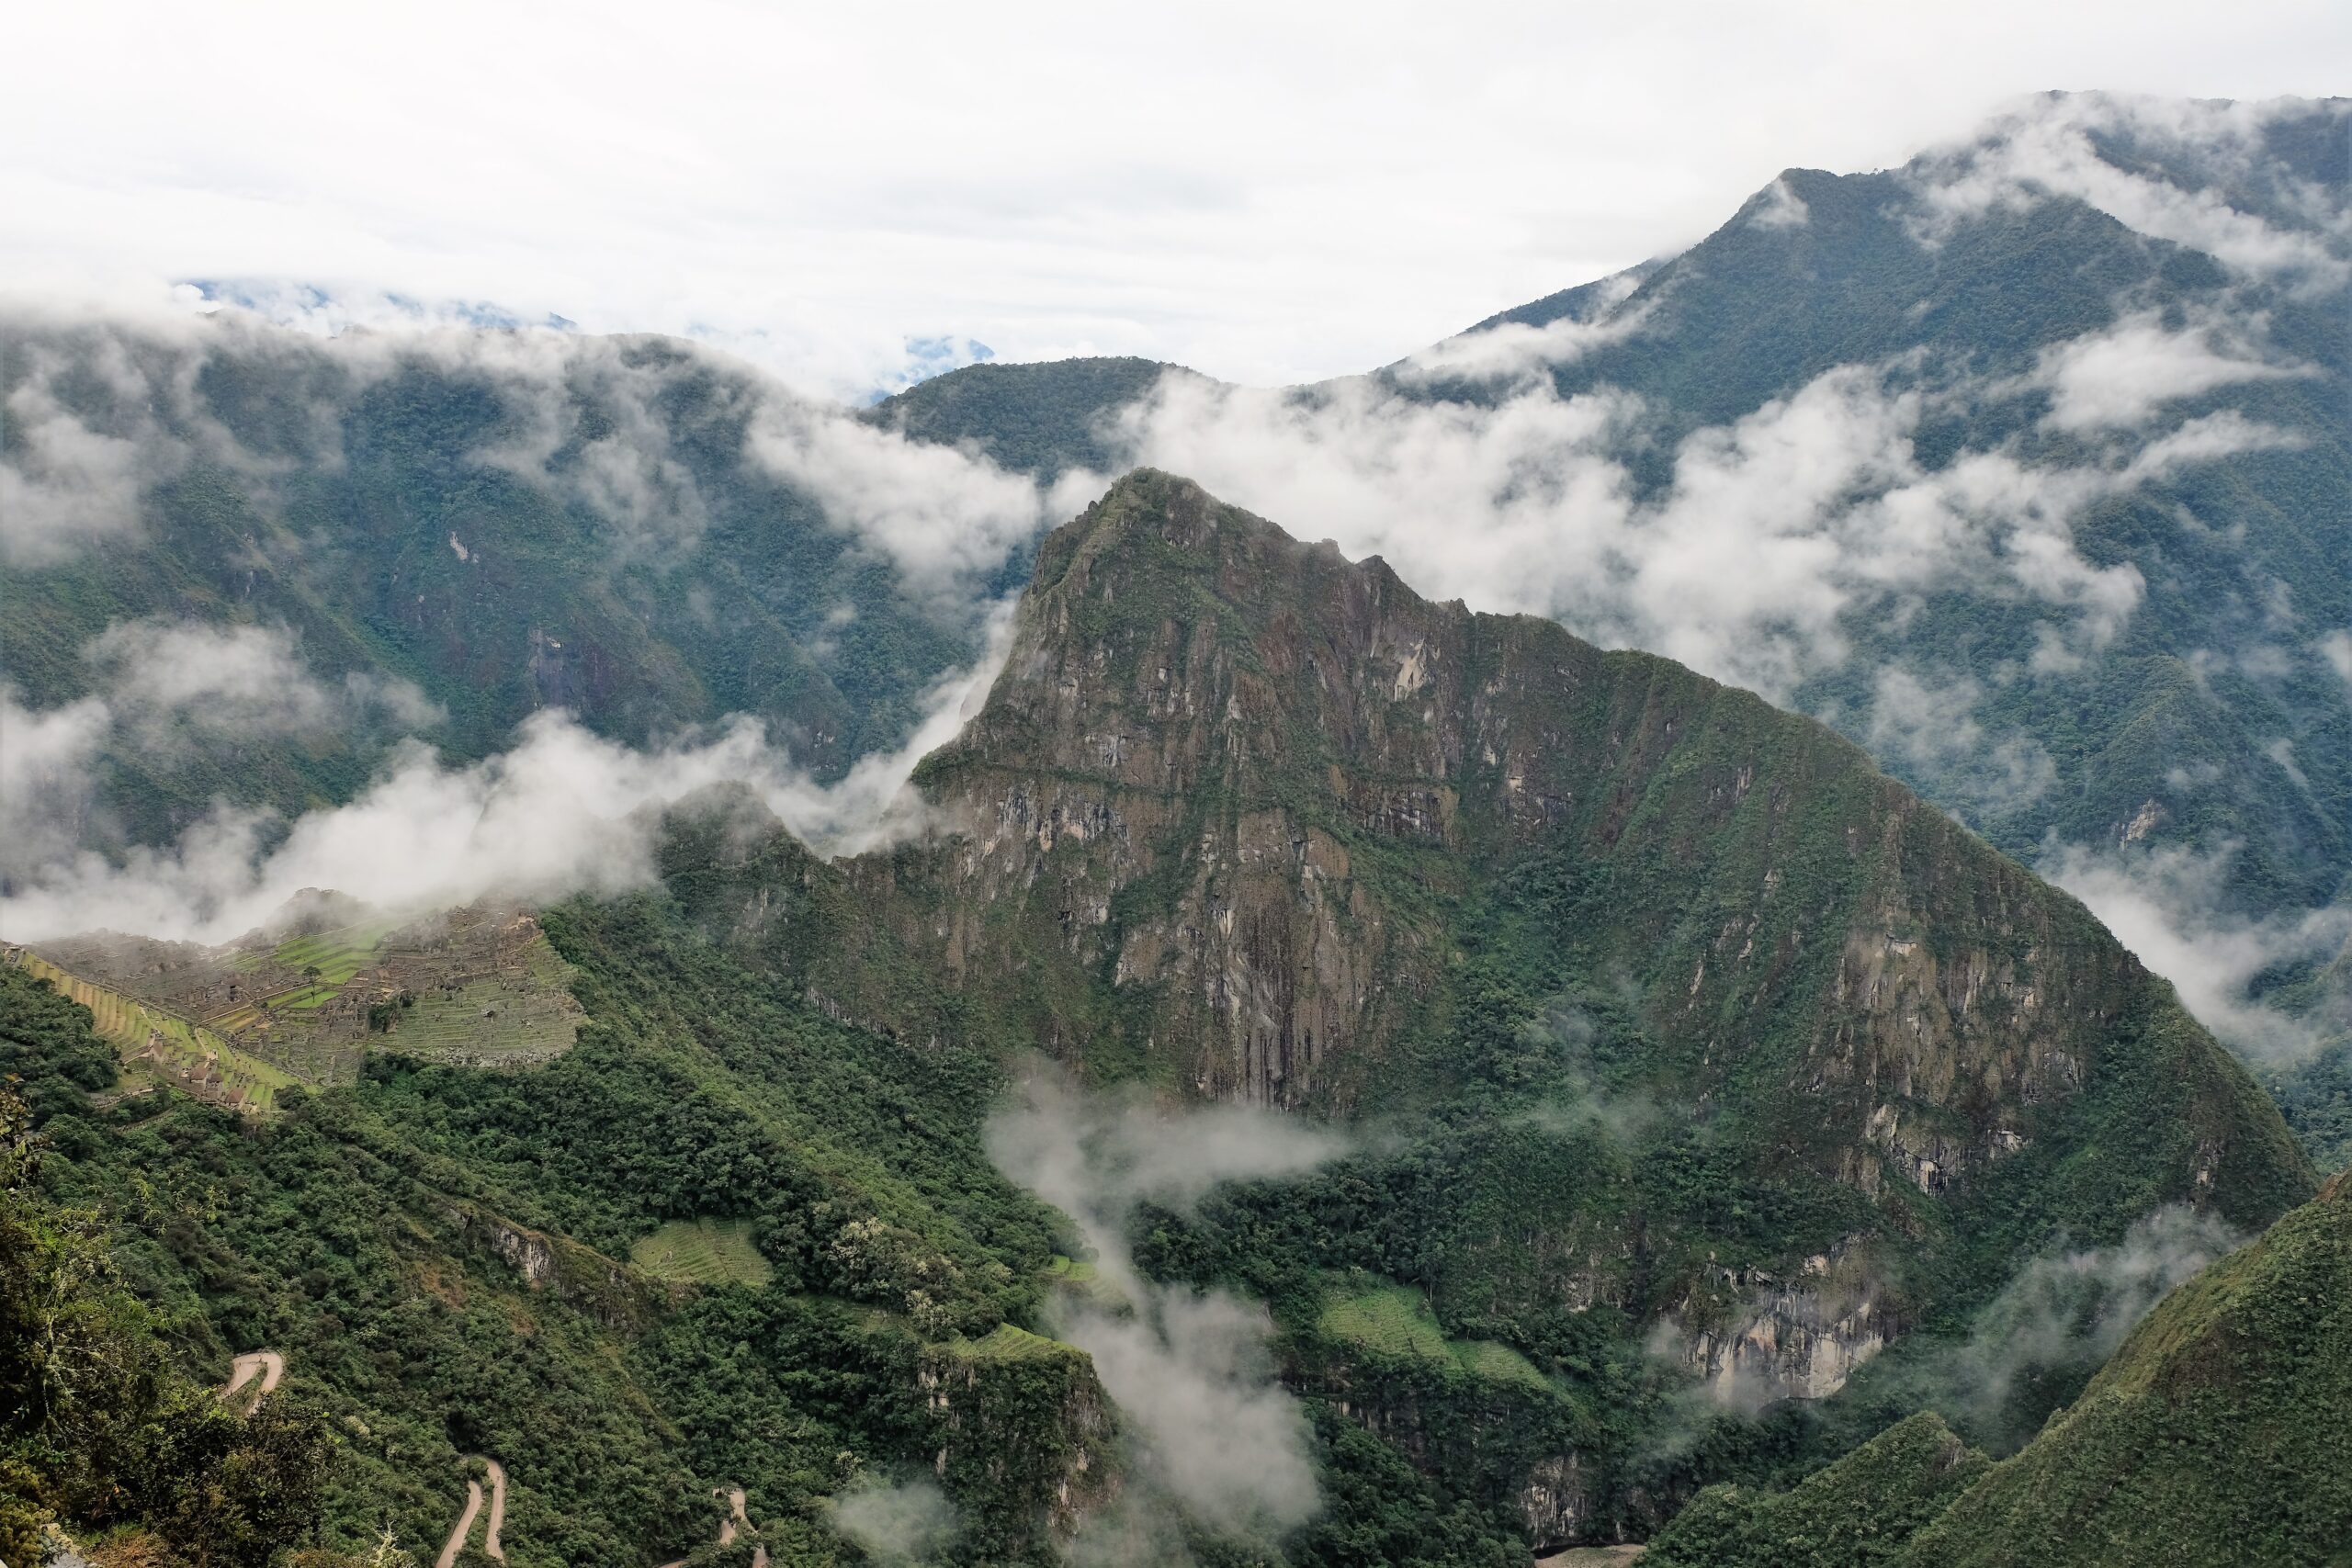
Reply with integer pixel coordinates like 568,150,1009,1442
6,0,2346,397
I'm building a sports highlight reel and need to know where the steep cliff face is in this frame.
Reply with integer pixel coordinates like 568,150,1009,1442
885,471,2305,1228
1669,1246,1889,1404
918,1326,1120,1548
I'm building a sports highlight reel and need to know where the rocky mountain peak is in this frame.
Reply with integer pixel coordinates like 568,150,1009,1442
881,474,2308,1260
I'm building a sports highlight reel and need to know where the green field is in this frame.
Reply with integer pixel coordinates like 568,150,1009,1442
1318,1281,1555,1393
628,1219,774,1288
271,925,393,986
939,1323,1070,1363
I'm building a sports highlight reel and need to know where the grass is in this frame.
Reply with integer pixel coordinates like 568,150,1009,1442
1041,1252,1126,1309
940,1323,1072,1363
271,923,395,987
1317,1280,1555,1393
628,1219,773,1288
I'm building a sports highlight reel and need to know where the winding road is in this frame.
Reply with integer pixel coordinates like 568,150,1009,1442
657,1484,763,1568
220,1350,284,1411
436,1458,509,1568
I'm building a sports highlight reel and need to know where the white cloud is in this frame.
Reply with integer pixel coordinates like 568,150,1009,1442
4,8,2345,390
0,686,111,878
1866,668,2056,819
1390,292,1657,385
2034,306,2314,431
1907,93,2352,290
1748,175,1811,231
2041,839,2352,1062
1110,353,2274,700
2321,629,2352,693
2,304,1089,598
831,1477,958,1563
0,348,171,566
85,618,444,742
743,397,1104,600
0,612,1012,945
1943,1205,2241,1440
985,1071,1344,1533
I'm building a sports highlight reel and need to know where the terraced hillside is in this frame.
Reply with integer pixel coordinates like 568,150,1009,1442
36,898,583,1085
6,946,298,1111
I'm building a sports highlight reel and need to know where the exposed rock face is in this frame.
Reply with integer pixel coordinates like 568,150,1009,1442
435,1198,657,1332
877,471,2304,1229
918,1331,1119,1542
649,468,2317,1540
1516,1452,1594,1551
1674,1250,1890,1404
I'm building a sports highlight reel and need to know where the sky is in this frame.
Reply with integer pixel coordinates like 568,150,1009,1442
6,0,2347,399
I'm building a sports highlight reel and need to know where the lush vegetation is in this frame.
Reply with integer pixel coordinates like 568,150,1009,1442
1636,1172,2352,1568
1,1007,341,1568
1900,1170,2352,1567
858,125,2352,1168
1,920,1084,1567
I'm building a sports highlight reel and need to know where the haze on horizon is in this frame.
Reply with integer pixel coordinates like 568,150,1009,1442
5,0,2347,398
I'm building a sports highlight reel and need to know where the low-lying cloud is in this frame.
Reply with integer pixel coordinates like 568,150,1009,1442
1866,667,2057,822
1941,1204,2241,1445
985,1070,1348,1540
1905,94,2352,292
1109,352,2287,702
0,607,1012,946
0,299,1094,605
2042,839,2352,1062
86,618,445,744
831,1475,958,1563
2031,305,2314,432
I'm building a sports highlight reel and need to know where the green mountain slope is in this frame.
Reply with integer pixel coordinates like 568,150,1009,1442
1897,1168,2352,1568
1639,1170,2352,1568
867,96,2352,1165
9,468,2322,1564
1640,1411,1990,1568
877,100,2349,931
2,902,1110,1566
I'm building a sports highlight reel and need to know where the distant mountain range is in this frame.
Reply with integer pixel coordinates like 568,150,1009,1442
2,88,2346,1568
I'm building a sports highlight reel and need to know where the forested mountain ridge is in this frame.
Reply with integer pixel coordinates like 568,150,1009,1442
7,469,2320,1565
2,87,2344,1568
875,94,2349,930
1642,1167,2352,1567
0,313,1066,864
641,469,2315,1543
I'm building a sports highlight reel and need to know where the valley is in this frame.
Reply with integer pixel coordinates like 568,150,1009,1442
1,84,2344,1568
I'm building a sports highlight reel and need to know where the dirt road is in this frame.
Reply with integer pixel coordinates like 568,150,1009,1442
658,1484,760,1568
435,1479,482,1568
435,1458,509,1568
220,1350,284,1410
482,1460,508,1561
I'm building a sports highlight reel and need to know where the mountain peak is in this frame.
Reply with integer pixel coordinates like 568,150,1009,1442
895,472,2306,1255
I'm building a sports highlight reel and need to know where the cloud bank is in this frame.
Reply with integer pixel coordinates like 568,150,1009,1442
0,607,1012,946
0,300,1100,599
1109,351,2289,703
